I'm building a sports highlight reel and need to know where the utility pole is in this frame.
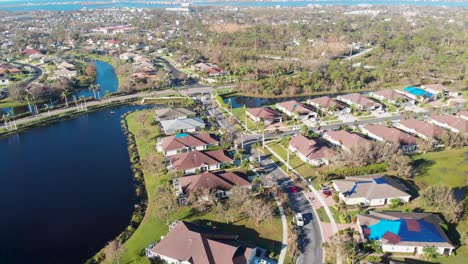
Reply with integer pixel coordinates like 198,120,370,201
241,133,244,150
287,148,290,172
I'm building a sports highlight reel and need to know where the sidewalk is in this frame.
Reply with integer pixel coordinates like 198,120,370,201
273,193,288,264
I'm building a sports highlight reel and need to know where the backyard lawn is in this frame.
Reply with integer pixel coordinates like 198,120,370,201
119,110,284,264
412,147,468,188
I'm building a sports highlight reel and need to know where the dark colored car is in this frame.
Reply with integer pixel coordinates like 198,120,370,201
322,190,332,197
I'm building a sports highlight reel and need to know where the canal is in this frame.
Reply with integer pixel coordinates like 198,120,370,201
0,60,139,264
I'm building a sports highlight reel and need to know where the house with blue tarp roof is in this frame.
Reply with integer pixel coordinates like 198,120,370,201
357,211,454,256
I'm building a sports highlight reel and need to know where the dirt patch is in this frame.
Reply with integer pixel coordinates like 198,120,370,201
210,23,251,33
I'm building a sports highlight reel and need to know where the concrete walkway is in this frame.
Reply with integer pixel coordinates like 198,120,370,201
273,193,288,264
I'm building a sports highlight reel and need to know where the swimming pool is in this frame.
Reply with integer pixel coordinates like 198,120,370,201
404,86,434,98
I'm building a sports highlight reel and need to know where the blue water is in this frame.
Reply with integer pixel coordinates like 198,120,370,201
74,60,118,98
404,86,434,98
0,0,466,11
0,104,151,264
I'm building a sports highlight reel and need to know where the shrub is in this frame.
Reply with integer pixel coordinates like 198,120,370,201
324,163,387,177
389,198,402,209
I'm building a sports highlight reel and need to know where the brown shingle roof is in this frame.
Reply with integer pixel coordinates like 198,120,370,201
160,133,218,152
307,96,338,109
247,107,280,120
178,171,250,194
398,119,445,139
363,124,417,145
324,130,370,150
372,90,408,102
430,114,467,133
170,150,232,171
422,84,447,92
276,100,313,115
339,93,380,108
150,221,255,264
289,134,335,160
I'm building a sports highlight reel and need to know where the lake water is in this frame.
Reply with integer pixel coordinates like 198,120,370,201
0,104,148,264
0,0,466,12
74,60,119,98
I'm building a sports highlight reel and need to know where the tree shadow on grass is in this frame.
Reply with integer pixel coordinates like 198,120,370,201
412,158,435,177
191,219,283,258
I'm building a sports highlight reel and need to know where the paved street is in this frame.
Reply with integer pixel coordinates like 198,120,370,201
253,148,323,264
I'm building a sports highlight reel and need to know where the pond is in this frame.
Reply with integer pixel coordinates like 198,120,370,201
74,60,119,98
0,104,149,264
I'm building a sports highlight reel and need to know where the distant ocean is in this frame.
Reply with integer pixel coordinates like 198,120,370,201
0,0,466,12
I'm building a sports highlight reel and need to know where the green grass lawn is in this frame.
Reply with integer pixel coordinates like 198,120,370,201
412,147,468,189
267,141,317,178
119,110,283,263
0,97,29,109
231,107,258,131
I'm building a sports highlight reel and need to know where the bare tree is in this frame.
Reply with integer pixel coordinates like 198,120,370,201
103,240,125,264
154,185,178,224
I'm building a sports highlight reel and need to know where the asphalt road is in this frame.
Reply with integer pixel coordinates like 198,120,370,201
253,148,323,264
13,61,43,86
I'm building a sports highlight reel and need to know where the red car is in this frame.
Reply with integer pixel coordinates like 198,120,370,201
322,190,332,197
289,186,298,193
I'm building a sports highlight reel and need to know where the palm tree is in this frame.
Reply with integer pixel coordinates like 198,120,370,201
61,89,70,107
95,84,101,100
103,90,111,103
72,95,79,110
89,84,98,100
44,104,50,117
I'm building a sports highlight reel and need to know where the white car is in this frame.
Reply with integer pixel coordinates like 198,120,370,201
295,213,304,227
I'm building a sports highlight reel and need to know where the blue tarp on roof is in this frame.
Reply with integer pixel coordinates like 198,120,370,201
373,177,388,184
368,219,446,243
175,133,189,138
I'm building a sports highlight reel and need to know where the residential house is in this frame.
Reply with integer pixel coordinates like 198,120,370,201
306,96,347,115
160,118,206,135
394,119,445,141
275,100,315,120
457,110,468,121
323,130,370,152
155,108,196,121
289,134,335,166
368,90,410,106
168,150,232,175
146,221,264,263
20,48,41,55
246,107,281,125
195,62,225,77
333,175,411,206
57,61,76,71
429,114,467,134
336,93,381,111
157,133,219,156
54,68,77,79
420,84,447,97
173,171,250,201
0,77,9,85
104,40,121,48
361,124,418,153
119,52,138,61
132,61,156,74
357,211,454,255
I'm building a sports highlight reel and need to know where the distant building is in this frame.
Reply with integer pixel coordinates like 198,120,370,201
428,114,467,134
155,108,196,121
275,100,315,120
306,96,347,115
146,221,267,263
288,134,335,166
195,62,225,77
246,107,281,125
394,119,445,141
333,175,411,206
357,211,454,255
168,150,232,175
336,93,381,111
368,90,411,106
160,118,206,135
323,130,370,152
157,133,219,157
361,124,418,153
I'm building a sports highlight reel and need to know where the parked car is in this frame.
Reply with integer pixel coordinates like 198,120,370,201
295,213,304,226
322,190,332,197
320,186,331,191
289,186,298,193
